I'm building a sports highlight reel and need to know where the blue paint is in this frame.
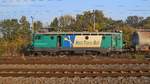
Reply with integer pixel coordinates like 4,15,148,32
62,35,76,48
132,32,139,46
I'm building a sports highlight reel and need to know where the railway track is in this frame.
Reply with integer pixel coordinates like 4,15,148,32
0,56,149,77
0,56,149,64
0,68,150,77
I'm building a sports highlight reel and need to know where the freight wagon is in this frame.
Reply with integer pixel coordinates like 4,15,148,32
132,30,150,52
25,31,124,55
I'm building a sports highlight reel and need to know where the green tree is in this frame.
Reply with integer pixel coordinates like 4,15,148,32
0,16,31,56
50,10,113,32
33,21,43,32
0,19,20,56
50,17,59,31
19,16,31,40
0,19,20,41
142,17,150,28
58,15,75,31
126,16,144,28
74,10,112,32
121,25,135,47
19,16,30,30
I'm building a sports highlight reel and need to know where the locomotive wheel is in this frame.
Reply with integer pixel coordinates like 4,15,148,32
32,52,42,56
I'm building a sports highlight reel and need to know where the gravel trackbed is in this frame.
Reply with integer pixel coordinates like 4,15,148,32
0,77,149,84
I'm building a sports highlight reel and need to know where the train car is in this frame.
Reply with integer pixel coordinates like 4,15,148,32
132,30,150,52
25,31,124,55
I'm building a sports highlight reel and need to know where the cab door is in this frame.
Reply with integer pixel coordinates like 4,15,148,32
101,35,112,48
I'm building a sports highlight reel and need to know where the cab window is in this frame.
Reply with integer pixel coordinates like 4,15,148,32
35,35,41,40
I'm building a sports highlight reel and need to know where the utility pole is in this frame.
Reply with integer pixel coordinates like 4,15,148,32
58,10,63,32
93,10,96,32
31,16,34,33
31,16,35,48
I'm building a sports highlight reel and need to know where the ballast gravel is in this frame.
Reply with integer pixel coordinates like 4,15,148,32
0,77,149,84
0,64,149,70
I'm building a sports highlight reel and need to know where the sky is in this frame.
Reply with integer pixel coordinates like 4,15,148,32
0,0,150,25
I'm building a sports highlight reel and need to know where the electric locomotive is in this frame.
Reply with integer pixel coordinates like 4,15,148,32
24,31,124,55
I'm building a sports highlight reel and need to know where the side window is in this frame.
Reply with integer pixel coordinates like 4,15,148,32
85,36,89,40
117,35,121,40
50,36,54,40
35,35,41,40
102,36,105,39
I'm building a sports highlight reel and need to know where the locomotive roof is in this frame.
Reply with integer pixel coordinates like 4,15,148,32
35,32,122,35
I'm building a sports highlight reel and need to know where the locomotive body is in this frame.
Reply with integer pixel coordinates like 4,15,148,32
25,31,124,55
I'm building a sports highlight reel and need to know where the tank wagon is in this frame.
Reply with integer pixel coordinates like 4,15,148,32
132,30,150,52
25,31,124,55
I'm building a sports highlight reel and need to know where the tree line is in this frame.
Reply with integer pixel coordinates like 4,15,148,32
0,10,150,56
0,16,43,56
50,10,150,31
